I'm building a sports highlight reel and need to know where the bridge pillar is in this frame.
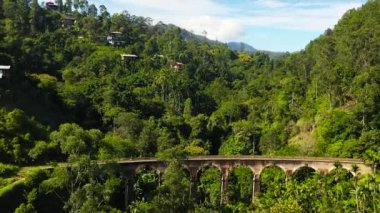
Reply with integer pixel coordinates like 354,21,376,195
285,170,293,178
285,170,293,183
319,169,329,175
252,173,260,202
188,167,199,200
124,177,134,211
220,168,229,205
124,179,129,210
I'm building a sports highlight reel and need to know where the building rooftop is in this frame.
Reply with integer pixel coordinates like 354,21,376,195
0,65,11,70
121,54,138,59
0,65,10,79
108,32,123,38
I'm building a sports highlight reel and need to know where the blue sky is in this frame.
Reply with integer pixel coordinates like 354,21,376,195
90,0,366,52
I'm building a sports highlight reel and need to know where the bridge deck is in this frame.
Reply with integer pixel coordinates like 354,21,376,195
115,155,367,164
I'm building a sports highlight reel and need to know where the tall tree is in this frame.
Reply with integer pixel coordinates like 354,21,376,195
87,4,97,17
65,0,72,13
56,0,63,12
3,0,31,35
0,0,4,18
30,0,43,34
73,0,79,11
99,5,110,32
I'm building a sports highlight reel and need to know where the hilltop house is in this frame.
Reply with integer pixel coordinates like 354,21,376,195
121,54,138,72
121,54,138,60
171,61,184,70
62,16,76,28
107,32,126,46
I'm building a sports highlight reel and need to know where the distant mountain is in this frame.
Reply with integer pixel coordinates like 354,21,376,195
227,42,258,52
227,42,285,58
160,24,285,58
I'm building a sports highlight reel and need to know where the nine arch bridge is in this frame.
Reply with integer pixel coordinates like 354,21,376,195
116,155,372,205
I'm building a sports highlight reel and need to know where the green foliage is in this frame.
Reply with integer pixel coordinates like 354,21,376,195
0,163,19,177
129,200,155,212
255,170,380,213
209,101,244,131
267,199,302,213
0,109,49,164
219,120,259,155
0,169,48,213
29,74,57,90
15,188,38,213
98,134,137,159
50,123,102,159
0,179,25,205
40,160,123,212
316,110,361,157
134,169,159,201
219,135,250,155
14,203,37,213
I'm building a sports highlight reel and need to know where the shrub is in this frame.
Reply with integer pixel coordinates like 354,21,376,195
0,163,20,178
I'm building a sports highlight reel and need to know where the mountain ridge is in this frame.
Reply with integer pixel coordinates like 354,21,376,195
175,24,285,57
226,41,286,58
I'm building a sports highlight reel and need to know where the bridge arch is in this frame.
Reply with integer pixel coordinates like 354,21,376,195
259,165,286,194
196,162,223,177
227,165,255,205
230,162,258,175
133,166,161,202
292,164,319,174
258,164,287,176
196,164,224,206
181,164,191,175
292,166,317,182
135,164,164,177
328,166,354,178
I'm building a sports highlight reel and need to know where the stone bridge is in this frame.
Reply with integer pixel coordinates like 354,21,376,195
115,155,372,205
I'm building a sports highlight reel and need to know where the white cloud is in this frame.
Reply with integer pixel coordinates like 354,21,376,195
186,16,246,41
240,2,363,31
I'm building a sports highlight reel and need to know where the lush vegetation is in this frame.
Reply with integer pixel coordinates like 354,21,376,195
0,0,379,212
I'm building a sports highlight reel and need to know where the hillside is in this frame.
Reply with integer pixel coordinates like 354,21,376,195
0,0,379,212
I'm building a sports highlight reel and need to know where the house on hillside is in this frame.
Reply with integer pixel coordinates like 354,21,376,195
62,16,76,28
0,65,11,79
121,54,138,60
152,54,164,60
121,54,138,72
171,61,184,70
107,32,126,46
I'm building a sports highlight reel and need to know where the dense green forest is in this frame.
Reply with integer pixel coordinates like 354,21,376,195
0,0,379,212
